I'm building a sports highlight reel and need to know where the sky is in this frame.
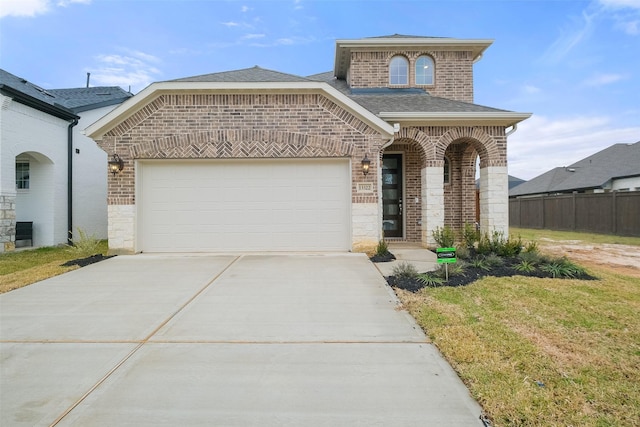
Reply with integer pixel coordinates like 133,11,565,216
1,0,639,180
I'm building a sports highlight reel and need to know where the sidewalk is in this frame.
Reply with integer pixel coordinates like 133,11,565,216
374,242,439,277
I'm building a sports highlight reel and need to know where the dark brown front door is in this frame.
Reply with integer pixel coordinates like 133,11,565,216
382,154,403,238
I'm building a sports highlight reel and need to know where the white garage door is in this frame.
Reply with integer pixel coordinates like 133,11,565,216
138,159,351,252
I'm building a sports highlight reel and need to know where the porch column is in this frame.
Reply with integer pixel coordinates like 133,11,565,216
479,166,509,236
422,166,444,247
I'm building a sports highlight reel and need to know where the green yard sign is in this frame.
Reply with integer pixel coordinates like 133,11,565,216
436,247,457,264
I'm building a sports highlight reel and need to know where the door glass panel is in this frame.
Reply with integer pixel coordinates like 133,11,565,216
383,158,398,169
383,189,398,199
383,204,399,215
383,173,397,185
383,220,398,231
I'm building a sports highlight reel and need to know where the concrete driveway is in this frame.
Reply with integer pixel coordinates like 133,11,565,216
1,254,484,426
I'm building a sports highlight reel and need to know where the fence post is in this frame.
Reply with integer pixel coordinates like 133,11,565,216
572,192,576,231
541,195,545,229
612,191,617,235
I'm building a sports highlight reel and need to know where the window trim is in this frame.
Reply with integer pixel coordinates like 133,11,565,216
415,55,435,86
389,55,409,86
443,156,451,185
16,160,30,190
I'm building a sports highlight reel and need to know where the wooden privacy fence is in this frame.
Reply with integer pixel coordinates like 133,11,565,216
509,191,640,237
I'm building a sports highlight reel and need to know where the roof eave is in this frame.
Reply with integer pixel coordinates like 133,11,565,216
334,38,494,79
85,81,395,140
379,111,532,127
0,84,79,121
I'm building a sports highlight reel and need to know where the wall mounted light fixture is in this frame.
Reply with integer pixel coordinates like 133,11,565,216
361,154,371,176
108,153,124,176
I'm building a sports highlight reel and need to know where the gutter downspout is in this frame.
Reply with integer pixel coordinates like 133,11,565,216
506,123,518,137
67,119,78,245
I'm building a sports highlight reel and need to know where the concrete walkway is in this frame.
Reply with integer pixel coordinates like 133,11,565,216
1,253,483,426
374,243,439,277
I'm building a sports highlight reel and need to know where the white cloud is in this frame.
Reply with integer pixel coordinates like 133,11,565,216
221,21,240,27
598,0,640,9
541,10,596,63
0,0,90,18
240,5,252,12
617,18,640,33
508,115,640,179
242,33,265,40
1,0,49,17
87,50,161,93
523,84,541,94
582,72,627,86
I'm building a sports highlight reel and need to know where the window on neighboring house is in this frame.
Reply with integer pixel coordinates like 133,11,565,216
389,56,409,85
16,161,29,189
443,157,451,184
415,56,434,85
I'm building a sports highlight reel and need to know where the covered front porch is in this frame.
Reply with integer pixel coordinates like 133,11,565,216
380,126,509,248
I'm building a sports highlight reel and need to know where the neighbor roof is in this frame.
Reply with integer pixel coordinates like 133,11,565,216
510,141,640,196
0,68,131,117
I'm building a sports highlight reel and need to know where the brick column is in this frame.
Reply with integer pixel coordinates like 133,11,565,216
479,166,509,236
422,166,444,247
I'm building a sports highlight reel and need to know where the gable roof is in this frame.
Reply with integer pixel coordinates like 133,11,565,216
0,68,131,117
334,35,493,79
170,66,310,83
510,141,640,196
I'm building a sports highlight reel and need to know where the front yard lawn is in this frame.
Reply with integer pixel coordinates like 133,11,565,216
0,241,108,294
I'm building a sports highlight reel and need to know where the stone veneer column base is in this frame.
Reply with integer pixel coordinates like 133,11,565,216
352,202,380,253
422,167,444,248
107,204,136,254
0,193,16,253
479,166,509,237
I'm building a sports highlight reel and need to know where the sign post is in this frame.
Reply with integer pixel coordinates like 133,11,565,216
436,247,457,281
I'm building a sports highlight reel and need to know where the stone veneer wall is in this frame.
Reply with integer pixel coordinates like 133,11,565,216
348,50,474,103
0,194,16,252
97,93,389,253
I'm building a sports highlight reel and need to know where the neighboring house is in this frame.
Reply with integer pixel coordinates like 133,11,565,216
510,141,640,198
0,69,132,252
86,34,531,254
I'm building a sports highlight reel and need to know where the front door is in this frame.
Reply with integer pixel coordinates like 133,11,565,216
382,154,403,238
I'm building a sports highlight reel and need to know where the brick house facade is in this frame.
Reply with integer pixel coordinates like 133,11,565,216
87,35,530,254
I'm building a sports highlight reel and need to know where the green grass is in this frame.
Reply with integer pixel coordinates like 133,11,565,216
511,227,640,246
0,241,108,293
397,266,640,426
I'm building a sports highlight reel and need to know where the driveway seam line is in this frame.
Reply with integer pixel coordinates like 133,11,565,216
48,255,242,427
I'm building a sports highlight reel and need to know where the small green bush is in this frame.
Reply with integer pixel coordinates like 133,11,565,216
375,239,389,256
417,273,445,287
461,222,480,250
485,253,504,268
514,260,537,273
438,260,467,277
391,262,418,279
67,228,101,258
432,226,455,248
540,257,587,278
456,245,471,260
476,233,492,255
523,240,539,253
470,257,492,271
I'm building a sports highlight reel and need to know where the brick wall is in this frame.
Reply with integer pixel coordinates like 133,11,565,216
98,93,388,206
348,50,474,103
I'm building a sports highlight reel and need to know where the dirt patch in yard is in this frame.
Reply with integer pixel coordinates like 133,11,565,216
537,238,640,278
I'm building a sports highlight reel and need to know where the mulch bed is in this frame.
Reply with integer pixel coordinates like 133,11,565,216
368,251,396,263
61,254,116,268
380,256,598,293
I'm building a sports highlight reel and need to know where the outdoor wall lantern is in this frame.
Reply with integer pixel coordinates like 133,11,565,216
361,154,371,176
108,153,124,176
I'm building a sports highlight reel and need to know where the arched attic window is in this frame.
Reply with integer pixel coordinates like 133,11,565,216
415,55,434,85
389,56,409,85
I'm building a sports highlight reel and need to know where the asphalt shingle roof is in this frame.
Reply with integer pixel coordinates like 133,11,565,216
510,141,640,196
171,66,311,83
0,68,131,113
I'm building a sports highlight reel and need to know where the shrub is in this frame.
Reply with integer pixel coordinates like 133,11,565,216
514,260,537,273
498,235,523,257
523,240,539,254
485,253,504,268
519,250,542,265
540,257,587,278
470,257,492,271
67,228,101,258
438,260,467,277
391,262,418,279
461,222,480,250
456,245,471,260
476,233,492,255
375,239,389,256
432,226,455,248
417,273,445,287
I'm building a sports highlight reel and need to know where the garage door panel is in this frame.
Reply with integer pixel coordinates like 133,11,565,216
139,159,350,252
